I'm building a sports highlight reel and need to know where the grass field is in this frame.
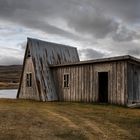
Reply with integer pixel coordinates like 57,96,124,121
0,99,139,140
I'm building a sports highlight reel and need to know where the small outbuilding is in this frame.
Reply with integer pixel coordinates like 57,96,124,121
17,38,140,106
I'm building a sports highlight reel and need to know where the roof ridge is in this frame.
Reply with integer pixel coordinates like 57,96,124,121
27,37,77,49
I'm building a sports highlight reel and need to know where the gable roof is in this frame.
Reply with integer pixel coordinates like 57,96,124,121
17,38,79,101
28,38,79,65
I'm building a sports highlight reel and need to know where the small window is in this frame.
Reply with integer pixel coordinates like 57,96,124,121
27,50,31,57
63,74,70,88
26,73,32,87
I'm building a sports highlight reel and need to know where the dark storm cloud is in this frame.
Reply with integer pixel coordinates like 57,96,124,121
0,0,81,40
66,8,119,38
94,0,140,23
112,26,140,42
0,0,139,40
79,48,106,59
0,0,140,64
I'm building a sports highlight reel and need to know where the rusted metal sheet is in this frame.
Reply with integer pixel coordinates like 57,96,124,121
17,38,79,101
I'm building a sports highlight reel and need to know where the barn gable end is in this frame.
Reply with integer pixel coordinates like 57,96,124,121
17,38,79,101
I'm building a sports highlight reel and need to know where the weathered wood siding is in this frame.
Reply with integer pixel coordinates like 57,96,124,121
18,57,40,100
127,62,140,104
18,38,79,101
52,61,127,105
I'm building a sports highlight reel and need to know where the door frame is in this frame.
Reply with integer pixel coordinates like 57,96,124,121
98,72,109,103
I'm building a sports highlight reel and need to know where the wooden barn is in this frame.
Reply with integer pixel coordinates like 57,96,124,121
17,38,140,106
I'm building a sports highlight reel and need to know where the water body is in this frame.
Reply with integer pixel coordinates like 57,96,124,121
0,89,17,99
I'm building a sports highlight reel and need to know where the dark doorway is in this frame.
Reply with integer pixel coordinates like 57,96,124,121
98,72,108,103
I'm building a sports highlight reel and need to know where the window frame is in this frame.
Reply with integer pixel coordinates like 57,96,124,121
26,73,32,87
63,73,70,88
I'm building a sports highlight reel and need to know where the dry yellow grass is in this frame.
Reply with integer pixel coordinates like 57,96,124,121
0,99,139,140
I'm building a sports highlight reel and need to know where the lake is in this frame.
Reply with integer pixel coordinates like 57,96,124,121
0,89,18,99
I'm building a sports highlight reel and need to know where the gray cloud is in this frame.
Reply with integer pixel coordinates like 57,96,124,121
112,26,140,42
66,8,119,38
18,42,26,50
0,0,138,40
79,48,107,60
94,0,140,23
0,0,81,40
126,43,140,57
0,0,140,64
128,49,140,56
0,44,24,65
0,56,22,65
104,41,140,58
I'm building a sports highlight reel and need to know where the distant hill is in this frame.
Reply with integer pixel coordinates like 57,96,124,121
0,65,22,89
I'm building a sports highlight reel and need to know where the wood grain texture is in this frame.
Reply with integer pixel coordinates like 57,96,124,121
52,61,128,105
17,38,79,101
127,62,140,104
17,38,140,106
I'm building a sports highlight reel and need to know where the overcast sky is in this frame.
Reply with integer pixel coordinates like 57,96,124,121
0,0,140,65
